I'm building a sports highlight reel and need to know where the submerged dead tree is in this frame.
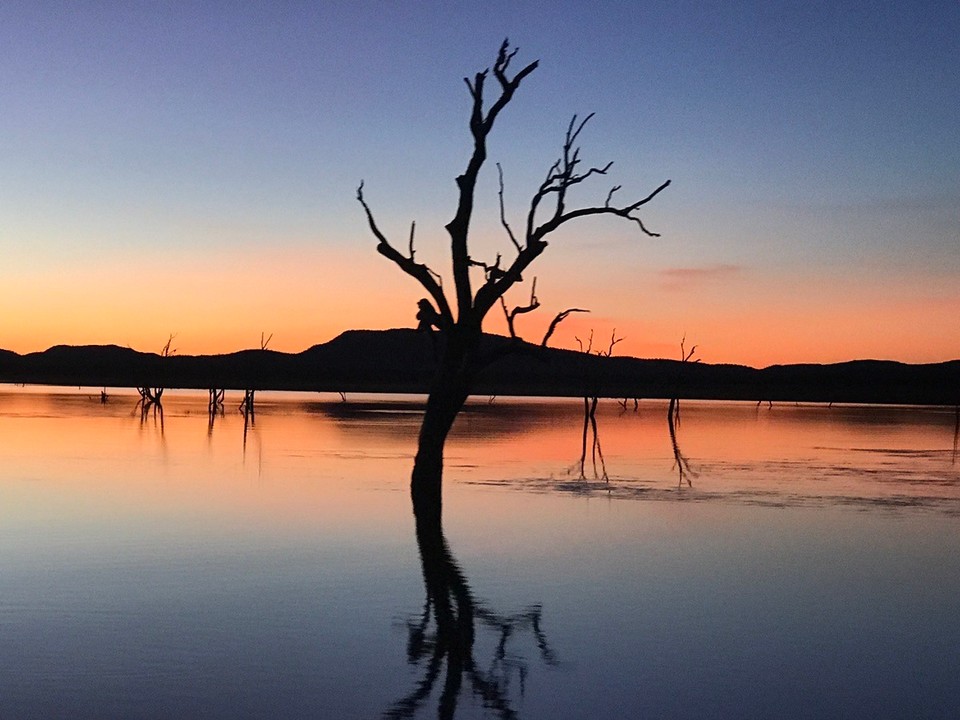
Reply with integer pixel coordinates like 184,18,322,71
208,388,225,414
668,336,699,487
953,405,959,465
359,40,669,518
239,332,271,421
671,335,698,426
207,388,226,435
667,397,697,487
575,329,621,480
135,334,176,421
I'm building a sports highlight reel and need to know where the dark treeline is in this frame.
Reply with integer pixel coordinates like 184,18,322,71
0,328,957,406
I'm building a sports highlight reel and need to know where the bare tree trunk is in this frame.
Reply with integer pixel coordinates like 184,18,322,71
411,331,475,520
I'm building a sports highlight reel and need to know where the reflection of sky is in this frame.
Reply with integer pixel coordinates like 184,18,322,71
1,392,959,717
0,3,958,364
1,392,956,523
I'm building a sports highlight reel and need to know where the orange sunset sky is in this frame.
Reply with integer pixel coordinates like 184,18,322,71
2,4,958,367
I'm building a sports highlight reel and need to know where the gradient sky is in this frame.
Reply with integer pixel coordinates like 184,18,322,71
1,1,957,366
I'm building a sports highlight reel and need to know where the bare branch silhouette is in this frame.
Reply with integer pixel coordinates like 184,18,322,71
160,334,176,358
357,182,453,331
499,277,539,339
575,330,594,355
541,307,588,348
496,162,521,253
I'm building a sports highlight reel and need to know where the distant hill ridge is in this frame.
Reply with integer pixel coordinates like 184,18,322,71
0,328,957,405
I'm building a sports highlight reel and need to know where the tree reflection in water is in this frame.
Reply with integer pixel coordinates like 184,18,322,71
135,393,165,436
667,398,697,487
953,405,958,464
385,506,558,719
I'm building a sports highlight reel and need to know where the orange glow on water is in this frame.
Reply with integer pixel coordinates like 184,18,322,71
1,391,958,559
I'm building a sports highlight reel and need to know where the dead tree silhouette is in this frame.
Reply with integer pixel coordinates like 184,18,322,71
239,332,272,421
953,404,958,465
498,276,588,350
358,40,669,519
574,329,621,480
384,510,558,720
208,388,225,415
135,334,175,422
667,337,698,487
207,388,226,436
670,335,698,426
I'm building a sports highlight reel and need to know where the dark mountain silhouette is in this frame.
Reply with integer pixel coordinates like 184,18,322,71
0,329,956,406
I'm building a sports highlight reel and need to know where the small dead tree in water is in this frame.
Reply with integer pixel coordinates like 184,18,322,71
358,39,669,519
574,328,622,480
953,404,959,464
207,388,226,436
239,332,272,423
208,388,225,414
665,335,699,487
667,397,697,487
239,389,256,415
136,385,163,408
238,389,256,452
135,334,176,420
670,335,698,426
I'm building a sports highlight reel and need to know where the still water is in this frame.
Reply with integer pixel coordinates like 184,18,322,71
1,388,958,719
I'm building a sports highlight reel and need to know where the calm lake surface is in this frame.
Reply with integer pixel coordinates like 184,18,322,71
1,388,958,719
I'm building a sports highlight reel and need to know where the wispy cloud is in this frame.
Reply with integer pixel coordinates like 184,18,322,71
658,264,742,290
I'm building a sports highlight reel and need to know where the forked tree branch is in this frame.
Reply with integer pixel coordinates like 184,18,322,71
680,334,700,363
448,39,538,323
600,329,623,357
499,277,540,339
357,181,454,328
473,112,670,319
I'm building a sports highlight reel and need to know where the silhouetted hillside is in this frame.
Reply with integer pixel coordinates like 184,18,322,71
0,329,957,405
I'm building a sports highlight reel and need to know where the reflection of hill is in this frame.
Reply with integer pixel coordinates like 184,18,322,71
302,399,558,443
1,329,957,405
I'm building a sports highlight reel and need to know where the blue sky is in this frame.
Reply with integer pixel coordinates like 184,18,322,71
1,1,957,364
